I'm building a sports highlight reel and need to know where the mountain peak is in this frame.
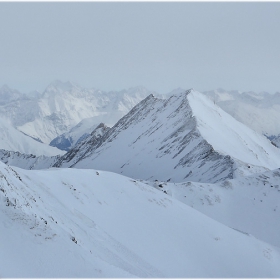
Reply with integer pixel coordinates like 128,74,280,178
0,84,22,105
53,88,280,183
0,84,21,93
44,80,78,94
169,88,194,98
185,88,194,94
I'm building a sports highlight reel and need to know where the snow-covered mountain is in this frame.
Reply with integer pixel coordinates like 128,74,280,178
164,88,280,141
49,118,110,151
149,167,280,248
1,160,280,277
53,89,280,183
0,123,110,170
53,123,110,166
0,118,64,156
1,82,280,148
0,85,24,105
0,81,156,144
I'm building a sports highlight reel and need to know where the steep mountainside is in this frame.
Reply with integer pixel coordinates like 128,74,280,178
53,123,110,168
1,161,280,277
54,90,280,183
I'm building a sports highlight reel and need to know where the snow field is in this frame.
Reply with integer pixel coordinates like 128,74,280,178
1,162,280,277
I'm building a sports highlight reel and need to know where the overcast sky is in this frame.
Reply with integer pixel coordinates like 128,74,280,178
0,2,280,94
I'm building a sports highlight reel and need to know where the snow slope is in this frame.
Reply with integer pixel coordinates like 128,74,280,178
149,167,280,248
1,161,280,277
188,90,280,169
54,90,280,183
0,118,65,156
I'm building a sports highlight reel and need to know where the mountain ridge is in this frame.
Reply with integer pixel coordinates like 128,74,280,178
51,89,280,183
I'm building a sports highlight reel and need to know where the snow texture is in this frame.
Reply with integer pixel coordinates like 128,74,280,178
1,161,280,277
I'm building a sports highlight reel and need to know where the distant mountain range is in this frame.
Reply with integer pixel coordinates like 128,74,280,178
0,81,280,174
0,81,156,144
0,117,64,156
1,82,280,151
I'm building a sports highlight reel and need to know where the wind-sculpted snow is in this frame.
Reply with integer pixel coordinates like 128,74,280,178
1,161,280,277
54,90,280,183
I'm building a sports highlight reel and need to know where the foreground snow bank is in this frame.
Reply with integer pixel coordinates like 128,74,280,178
1,162,280,277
